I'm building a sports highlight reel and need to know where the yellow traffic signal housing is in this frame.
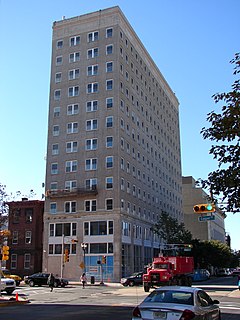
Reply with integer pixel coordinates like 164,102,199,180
64,249,69,263
193,203,215,214
2,245,10,261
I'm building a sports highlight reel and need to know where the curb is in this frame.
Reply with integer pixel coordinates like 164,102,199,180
0,300,30,307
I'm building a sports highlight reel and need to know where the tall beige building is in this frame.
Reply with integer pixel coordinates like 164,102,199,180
43,6,182,281
182,176,226,243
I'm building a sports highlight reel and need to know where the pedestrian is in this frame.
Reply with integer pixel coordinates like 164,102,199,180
80,272,87,288
47,273,55,292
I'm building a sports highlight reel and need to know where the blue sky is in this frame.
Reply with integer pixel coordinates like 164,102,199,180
0,0,239,251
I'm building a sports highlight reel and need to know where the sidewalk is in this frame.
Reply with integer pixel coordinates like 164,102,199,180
0,293,30,307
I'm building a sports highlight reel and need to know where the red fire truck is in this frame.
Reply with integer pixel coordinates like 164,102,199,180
143,245,194,292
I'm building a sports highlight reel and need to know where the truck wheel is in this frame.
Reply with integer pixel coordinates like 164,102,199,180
187,276,192,286
144,284,150,292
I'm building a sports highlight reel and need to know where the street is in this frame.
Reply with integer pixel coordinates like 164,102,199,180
0,276,239,319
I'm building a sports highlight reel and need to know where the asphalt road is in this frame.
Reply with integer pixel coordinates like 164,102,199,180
0,276,239,319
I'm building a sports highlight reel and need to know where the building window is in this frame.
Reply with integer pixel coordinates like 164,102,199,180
106,79,113,90
87,64,98,76
106,116,113,128
54,90,61,100
106,177,113,189
86,119,98,131
55,72,62,83
85,158,97,170
70,36,80,46
56,40,63,49
65,160,77,173
50,203,57,214
10,254,17,269
51,163,58,174
24,254,31,269
86,100,98,112
66,141,78,153
86,178,97,190
85,200,97,212
25,231,32,244
56,56,62,66
53,106,60,117
86,139,97,150
106,136,113,148
65,180,77,190
69,69,80,80
67,104,79,115
106,61,113,73
106,97,113,108
53,125,59,136
106,44,113,55
25,209,33,223
106,156,113,168
88,31,99,42
49,224,54,237
68,86,79,97
67,122,78,134
106,199,113,210
87,48,98,59
12,231,18,244
87,82,98,93
69,52,80,62
52,144,59,155
106,28,113,38
65,201,76,213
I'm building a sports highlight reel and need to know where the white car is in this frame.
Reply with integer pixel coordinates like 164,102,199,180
132,286,221,320
1,277,16,295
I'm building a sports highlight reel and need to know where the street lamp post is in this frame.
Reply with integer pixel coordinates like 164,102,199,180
81,243,87,273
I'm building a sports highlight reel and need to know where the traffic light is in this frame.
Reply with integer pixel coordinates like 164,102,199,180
101,255,106,264
64,249,69,263
193,203,215,214
2,245,9,261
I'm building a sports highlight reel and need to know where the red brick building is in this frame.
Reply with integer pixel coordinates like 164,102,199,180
6,199,44,277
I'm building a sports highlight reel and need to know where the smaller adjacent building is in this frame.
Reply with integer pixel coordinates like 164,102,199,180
182,176,226,243
6,199,44,277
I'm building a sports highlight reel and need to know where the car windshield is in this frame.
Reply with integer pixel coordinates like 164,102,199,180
144,290,194,305
153,263,169,269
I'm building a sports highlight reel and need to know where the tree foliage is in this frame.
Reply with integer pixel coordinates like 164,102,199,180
0,183,9,245
151,211,193,244
200,53,240,212
191,239,234,269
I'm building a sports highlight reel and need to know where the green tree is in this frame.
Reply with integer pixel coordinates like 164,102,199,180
200,53,240,213
0,183,9,245
151,211,192,244
191,239,232,269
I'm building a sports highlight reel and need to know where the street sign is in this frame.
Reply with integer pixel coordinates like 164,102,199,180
198,215,215,222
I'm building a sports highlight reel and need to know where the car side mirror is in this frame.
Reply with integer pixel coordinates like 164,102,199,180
212,299,220,305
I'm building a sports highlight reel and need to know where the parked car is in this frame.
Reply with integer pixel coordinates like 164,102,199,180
0,277,16,295
190,269,210,282
24,273,68,287
121,272,143,287
216,268,231,276
1,269,22,286
132,286,221,320
231,269,240,276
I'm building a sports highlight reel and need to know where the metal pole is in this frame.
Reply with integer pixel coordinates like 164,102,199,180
61,234,64,278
